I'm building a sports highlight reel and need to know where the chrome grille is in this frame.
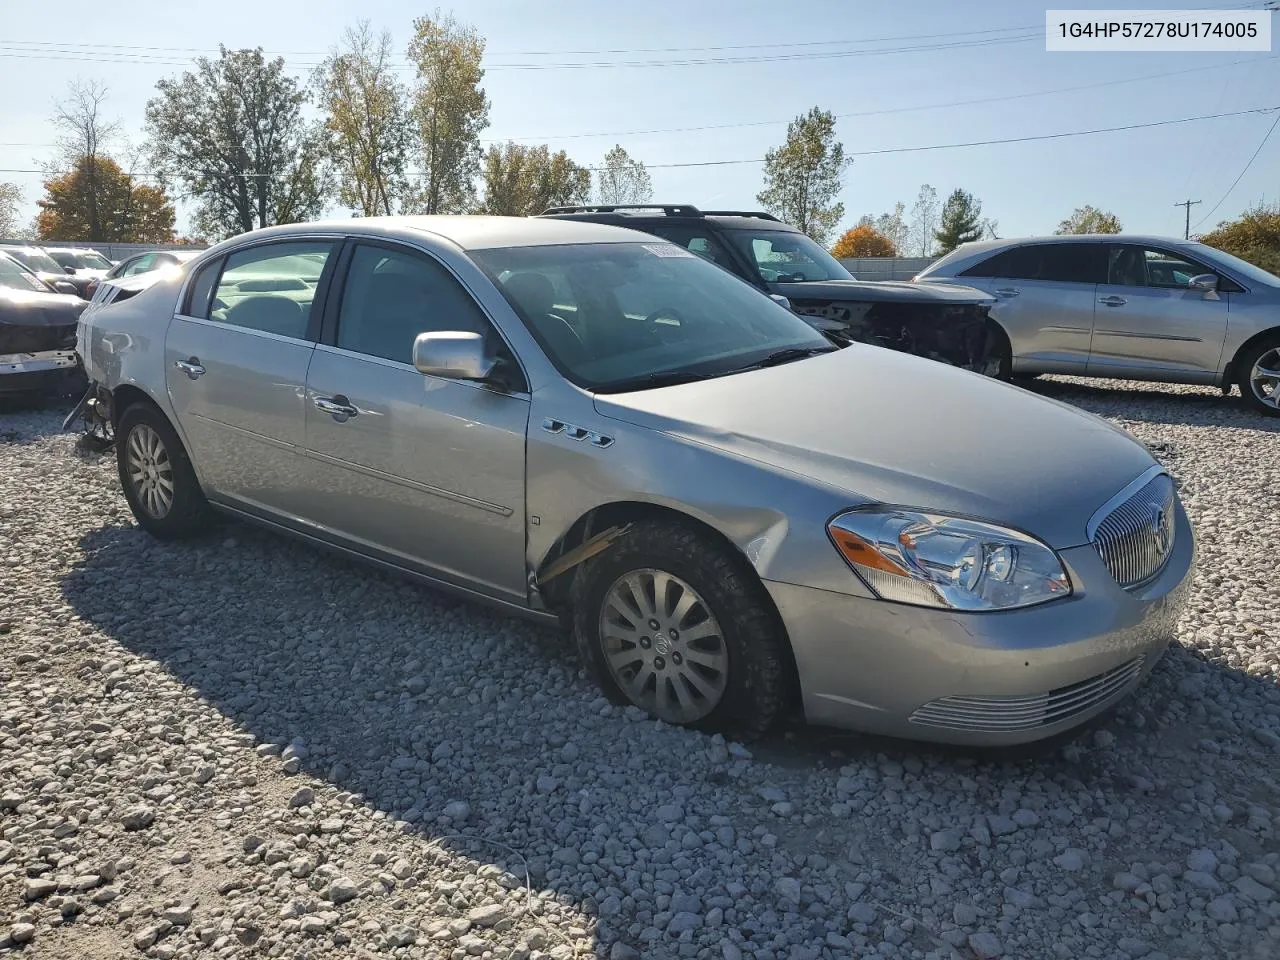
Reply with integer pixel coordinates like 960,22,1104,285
1090,470,1176,590
909,656,1146,733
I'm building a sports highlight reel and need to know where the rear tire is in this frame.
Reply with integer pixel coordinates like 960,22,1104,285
116,402,214,539
570,520,792,740
1236,336,1280,417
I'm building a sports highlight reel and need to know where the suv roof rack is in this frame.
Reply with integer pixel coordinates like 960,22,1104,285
701,209,782,222
542,203,703,217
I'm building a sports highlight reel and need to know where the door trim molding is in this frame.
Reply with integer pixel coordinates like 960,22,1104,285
1093,329,1203,343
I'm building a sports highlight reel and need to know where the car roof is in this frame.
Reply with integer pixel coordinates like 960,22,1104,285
202,215,655,256
953,234,1209,256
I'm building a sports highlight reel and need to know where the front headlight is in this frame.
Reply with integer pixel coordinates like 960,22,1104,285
828,508,1071,611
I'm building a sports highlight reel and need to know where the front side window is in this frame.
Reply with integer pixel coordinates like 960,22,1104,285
1106,245,1216,288
336,244,493,364
47,251,80,271
472,241,832,392
209,242,335,339
725,230,854,283
0,255,48,292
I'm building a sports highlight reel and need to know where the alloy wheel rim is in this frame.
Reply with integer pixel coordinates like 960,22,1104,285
1250,348,1280,409
598,568,729,724
126,423,175,519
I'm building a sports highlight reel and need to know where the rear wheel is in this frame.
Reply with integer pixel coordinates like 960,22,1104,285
116,402,214,539
571,520,792,739
1237,337,1280,416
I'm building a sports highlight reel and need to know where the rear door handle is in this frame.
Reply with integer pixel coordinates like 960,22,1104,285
994,287,1019,298
1098,296,1127,307
314,395,358,422
174,357,205,379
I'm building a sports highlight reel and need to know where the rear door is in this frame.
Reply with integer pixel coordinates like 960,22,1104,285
298,240,531,601
957,242,1103,374
1086,244,1230,382
165,240,339,515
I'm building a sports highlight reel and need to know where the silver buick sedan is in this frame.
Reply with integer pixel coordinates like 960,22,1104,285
78,217,1194,745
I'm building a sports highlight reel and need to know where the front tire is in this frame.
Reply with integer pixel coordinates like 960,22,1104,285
1236,337,1280,416
116,402,214,539
570,520,792,739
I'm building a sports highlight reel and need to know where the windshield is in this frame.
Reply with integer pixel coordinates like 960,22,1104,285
471,241,832,392
726,229,854,283
1196,244,1280,287
6,248,64,274
79,251,111,270
0,256,48,292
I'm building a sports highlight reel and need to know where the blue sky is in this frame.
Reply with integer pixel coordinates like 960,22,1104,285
2,0,1277,241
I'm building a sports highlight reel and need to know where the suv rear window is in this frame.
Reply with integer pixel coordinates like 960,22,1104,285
961,243,1103,284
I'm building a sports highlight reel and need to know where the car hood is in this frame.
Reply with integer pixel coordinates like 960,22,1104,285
593,346,1156,549
0,288,86,353
776,279,994,305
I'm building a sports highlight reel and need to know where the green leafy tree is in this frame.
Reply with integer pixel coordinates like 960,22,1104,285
756,107,848,244
145,47,330,239
934,189,986,254
478,142,590,216
595,145,652,205
407,9,490,214
1055,205,1122,234
316,22,413,216
35,155,175,242
1199,203,1280,275
0,182,22,237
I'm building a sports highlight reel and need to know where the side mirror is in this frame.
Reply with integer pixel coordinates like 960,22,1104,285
1188,273,1218,292
769,293,793,311
412,331,497,382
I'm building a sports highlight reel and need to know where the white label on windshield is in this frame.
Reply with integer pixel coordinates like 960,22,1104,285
643,243,695,258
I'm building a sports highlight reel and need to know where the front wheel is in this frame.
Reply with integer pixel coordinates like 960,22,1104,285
1237,337,1280,416
570,520,792,739
116,402,214,539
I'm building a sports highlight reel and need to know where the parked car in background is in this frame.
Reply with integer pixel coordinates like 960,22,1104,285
540,204,1005,375
86,249,201,300
79,215,1193,745
43,246,112,299
0,251,87,397
916,235,1280,414
0,244,82,296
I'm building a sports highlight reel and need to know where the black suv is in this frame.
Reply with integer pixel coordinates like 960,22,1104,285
539,204,1005,375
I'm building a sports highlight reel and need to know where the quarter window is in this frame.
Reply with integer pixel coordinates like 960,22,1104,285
209,242,335,339
336,244,493,365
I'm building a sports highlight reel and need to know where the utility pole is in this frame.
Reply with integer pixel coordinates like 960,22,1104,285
1174,198,1201,239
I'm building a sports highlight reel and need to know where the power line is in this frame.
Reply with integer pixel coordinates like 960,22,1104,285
1192,109,1280,228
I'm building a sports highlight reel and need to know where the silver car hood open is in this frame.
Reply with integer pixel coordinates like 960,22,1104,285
593,346,1156,549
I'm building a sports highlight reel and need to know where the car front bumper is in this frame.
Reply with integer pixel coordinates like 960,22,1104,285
767,502,1194,745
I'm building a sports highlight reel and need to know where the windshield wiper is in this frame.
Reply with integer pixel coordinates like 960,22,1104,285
596,369,715,393
744,345,836,370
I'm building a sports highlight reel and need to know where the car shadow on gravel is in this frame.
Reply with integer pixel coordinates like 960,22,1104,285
58,515,1280,956
1023,378,1280,432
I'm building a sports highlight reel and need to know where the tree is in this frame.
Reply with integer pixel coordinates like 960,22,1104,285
596,145,652,206
145,47,330,239
831,224,897,258
35,155,175,242
51,80,122,242
0,183,22,237
407,10,490,214
866,202,909,254
934,189,986,254
756,107,848,244
1055,205,1122,234
478,142,590,216
1199,203,1280,275
316,22,413,216
908,184,940,257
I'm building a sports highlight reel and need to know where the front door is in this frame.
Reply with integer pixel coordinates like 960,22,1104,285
299,241,530,601
1087,244,1230,382
165,240,338,515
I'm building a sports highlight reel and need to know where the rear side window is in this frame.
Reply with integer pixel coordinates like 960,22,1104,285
961,243,1102,283
209,242,336,339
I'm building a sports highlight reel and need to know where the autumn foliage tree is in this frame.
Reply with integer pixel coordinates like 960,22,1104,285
36,155,175,242
1199,203,1280,276
478,142,590,216
831,224,897,258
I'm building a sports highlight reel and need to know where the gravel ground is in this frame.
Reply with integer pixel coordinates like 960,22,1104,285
1,378,1279,960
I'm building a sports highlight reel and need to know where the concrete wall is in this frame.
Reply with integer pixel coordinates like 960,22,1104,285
838,256,938,281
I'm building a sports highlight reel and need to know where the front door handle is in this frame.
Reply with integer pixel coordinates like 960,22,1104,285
1098,296,1127,307
994,287,1020,298
174,357,205,379
314,395,358,422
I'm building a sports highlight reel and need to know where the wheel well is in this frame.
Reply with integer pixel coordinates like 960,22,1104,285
111,384,161,428
537,500,800,696
1224,327,1280,387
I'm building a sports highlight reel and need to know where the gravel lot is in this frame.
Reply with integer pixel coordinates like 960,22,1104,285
1,378,1279,960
